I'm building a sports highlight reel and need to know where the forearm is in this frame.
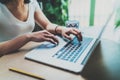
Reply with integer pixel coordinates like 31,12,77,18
45,23,62,35
0,34,30,55
34,9,63,35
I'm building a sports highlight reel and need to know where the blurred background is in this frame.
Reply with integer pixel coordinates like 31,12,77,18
35,0,120,43
37,0,116,27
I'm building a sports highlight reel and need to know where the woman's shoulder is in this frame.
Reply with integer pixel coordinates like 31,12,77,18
29,0,40,11
30,0,38,5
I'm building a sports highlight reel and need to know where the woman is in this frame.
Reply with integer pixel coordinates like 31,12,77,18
0,0,82,55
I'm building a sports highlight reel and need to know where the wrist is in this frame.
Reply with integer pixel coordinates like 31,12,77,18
55,26,63,35
25,33,32,42
55,25,59,34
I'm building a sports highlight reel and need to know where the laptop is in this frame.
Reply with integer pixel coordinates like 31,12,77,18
25,12,113,73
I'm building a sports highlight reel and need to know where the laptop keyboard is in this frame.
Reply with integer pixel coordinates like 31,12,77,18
52,37,93,63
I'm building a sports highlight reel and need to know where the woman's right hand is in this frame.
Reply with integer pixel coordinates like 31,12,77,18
28,30,59,44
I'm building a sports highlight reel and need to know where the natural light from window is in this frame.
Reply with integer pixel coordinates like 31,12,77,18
68,0,116,27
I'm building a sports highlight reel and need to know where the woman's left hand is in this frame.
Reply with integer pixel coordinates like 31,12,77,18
61,27,82,41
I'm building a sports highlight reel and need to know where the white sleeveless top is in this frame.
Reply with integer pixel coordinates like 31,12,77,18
0,0,40,42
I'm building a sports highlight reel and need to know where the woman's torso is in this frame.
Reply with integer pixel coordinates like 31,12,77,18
0,0,38,42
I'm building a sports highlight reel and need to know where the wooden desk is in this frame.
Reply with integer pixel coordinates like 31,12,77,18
0,27,120,80
0,42,82,80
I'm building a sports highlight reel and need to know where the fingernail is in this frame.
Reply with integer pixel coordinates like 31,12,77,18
55,42,58,45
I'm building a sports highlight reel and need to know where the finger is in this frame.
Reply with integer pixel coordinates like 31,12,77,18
44,34,59,44
68,29,81,40
77,32,82,41
42,30,59,44
42,30,52,35
70,28,78,35
45,38,58,44
72,29,83,41
63,33,72,40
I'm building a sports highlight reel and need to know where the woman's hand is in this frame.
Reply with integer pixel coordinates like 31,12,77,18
28,30,59,44
60,27,82,41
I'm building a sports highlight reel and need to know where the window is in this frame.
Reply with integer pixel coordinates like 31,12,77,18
68,0,115,27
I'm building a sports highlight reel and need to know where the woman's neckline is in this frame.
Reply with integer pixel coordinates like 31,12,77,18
2,3,30,23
